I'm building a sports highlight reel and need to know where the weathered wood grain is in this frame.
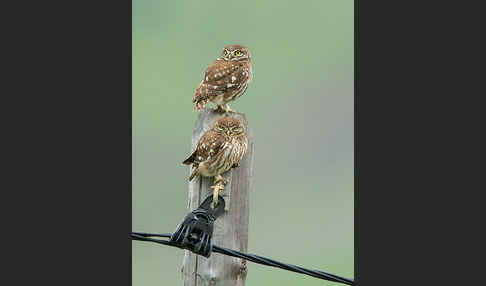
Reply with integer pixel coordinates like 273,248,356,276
181,107,254,286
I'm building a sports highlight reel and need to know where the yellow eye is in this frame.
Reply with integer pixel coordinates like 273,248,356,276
235,50,243,56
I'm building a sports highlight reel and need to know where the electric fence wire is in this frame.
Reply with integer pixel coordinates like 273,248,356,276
131,232,354,285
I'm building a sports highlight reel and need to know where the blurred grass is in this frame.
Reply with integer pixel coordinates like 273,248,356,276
133,1,353,285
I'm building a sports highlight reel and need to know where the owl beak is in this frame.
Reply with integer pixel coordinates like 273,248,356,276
226,130,231,136
227,54,233,60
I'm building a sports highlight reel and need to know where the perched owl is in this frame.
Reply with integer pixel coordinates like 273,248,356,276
183,117,248,205
193,44,253,113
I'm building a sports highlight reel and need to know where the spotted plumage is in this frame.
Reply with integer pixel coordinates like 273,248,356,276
193,44,253,113
182,117,248,184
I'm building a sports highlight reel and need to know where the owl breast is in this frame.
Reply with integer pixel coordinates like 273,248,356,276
204,136,247,176
221,61,252,104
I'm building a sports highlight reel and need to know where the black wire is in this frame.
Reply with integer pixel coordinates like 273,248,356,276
131,232,354,285
132,232,172,238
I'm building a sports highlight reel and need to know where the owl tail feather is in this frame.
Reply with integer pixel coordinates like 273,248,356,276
188,168,199,181
182,151,197,165
194,98,208,112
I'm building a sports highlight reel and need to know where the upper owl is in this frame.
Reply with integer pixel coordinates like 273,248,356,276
193,44,253,113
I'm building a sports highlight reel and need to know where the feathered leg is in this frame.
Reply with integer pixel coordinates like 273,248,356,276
211,182,225,208
210,174,228,207
215,103,233,113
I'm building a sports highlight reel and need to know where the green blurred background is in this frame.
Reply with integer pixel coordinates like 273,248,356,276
132,1,353,285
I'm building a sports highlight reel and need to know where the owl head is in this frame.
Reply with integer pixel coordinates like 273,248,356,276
220,44,251,62
212,117,245,137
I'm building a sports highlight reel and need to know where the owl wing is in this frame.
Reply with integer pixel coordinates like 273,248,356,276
193,60,248,110
182,130,227,166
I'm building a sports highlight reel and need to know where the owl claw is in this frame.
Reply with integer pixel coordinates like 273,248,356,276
214,107,232,114
214,106,226,113
215,104,234,114
211,182,225,208
211,174,227,208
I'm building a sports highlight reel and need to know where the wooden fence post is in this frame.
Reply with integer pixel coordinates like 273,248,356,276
181,107,254,286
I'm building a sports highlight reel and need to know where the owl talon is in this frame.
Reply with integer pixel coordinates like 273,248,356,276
211,182,225,208
215,104,234,114
214,106,231,114
214,106,225,113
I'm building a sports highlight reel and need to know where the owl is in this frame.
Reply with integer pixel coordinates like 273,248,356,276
193,44,253,113
183,117,248,205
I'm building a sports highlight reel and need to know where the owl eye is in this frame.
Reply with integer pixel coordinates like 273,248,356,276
223,50,229,55
235,50,243,56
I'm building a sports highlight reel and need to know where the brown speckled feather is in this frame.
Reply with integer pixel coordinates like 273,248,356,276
183,130,227,167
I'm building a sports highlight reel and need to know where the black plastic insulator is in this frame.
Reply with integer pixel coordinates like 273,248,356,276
169,195,225,258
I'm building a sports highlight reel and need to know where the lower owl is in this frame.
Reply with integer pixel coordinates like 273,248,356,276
182,117,248,206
